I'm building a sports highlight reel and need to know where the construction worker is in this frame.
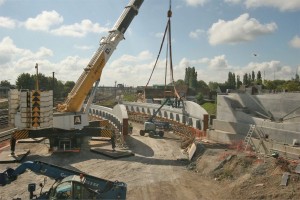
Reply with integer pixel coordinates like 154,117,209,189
129,123,133,135
111,131,116,151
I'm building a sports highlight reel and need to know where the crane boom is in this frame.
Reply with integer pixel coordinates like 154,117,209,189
58,0,143,112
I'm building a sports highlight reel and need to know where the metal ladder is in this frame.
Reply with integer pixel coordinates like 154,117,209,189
244,124,256,152
244,124,269,155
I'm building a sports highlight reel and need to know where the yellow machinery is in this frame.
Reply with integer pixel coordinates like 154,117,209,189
9,0,143,152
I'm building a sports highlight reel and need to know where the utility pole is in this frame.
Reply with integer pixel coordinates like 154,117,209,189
115,81,117,99
35,63,39,91
52,72,55,107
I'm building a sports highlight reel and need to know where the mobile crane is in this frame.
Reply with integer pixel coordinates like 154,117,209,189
0,160,127,199
9,0,144,152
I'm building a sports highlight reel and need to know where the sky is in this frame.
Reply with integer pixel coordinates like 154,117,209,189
0,0,299,87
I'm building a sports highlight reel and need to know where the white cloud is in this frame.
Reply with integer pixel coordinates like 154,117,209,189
0,37,57,83
24,10,63,31
224,0,241,4
185,0,208,7
35,47,53,58
176,56,296,84
245,0,300,12
0,17,16,29
289,35,300,49
110,50,152,69
176,55,232,83
189,29,205,39
0,37,28,65
208,13,277,45
243,60,294,80
0,0,5,6
0,36,296,87
74,45,93,50
209,55,230,69
154,32,164,38
21,10,109,37
51,19,109,37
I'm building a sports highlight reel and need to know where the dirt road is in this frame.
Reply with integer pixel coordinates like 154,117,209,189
0,122,225,200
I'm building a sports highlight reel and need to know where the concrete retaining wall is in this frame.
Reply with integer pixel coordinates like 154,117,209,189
208,93,300,156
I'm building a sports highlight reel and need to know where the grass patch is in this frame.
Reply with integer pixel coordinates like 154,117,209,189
123,94,136,102
201,102,216,115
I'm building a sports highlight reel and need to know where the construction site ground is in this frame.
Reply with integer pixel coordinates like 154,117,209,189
1,122,300,199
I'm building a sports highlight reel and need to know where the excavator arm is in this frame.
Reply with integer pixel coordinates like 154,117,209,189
58,0,144,112
0,160,127,199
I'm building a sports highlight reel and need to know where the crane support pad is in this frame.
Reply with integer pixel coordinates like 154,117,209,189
17,137,45,143
90,147,134,159
90,137,111,141
0,149,30,163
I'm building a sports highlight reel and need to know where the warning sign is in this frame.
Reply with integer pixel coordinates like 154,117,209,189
31,90,40,127
74,115,81,125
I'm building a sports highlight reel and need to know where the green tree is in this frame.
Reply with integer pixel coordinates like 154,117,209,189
264,80,286,91
184,67,197,89
257,71,262,85
236,75,242,89
0,80,11,88
16,73,35,90
295,73,299,82
174,79,186,87
283,81,300,91
56,81,65,99
64,81,75,97
252,71,255,82
208,81,219,91
197,80,209,91
195,92,204,104
225,72,236,89
31,73,51,91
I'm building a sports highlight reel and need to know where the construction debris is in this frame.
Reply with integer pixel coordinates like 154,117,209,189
280,172,290,186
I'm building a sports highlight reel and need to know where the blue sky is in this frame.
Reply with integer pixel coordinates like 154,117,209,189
0,0,299,87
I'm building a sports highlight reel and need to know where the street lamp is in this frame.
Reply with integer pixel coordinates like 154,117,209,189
115,81,117,99
35,63,39,91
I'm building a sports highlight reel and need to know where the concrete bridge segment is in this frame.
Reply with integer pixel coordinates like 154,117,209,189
89,101,208,136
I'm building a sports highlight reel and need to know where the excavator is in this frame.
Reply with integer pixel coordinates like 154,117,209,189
9,0,143,153
0,160,127,199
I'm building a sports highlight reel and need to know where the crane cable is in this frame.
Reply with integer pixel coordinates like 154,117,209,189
144,0,181,101
166,3,181,99
145,18,169,88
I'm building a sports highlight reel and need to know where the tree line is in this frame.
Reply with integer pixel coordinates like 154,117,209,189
174,66,300,104
0,73,75,100
180,66,300,92
2,67,300,102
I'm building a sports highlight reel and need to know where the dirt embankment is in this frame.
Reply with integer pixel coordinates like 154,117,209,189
190,141,300,200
